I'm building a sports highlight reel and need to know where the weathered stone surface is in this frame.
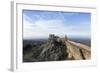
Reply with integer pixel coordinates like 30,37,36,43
34,34,90,61
23,34,91,62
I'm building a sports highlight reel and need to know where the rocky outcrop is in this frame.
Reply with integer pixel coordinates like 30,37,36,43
23,34,91,62
37,34,68,61
33,34,90,61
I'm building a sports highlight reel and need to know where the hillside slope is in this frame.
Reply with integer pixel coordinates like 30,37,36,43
23,34,91,62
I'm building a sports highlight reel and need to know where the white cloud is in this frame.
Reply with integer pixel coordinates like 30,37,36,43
23,19,66,39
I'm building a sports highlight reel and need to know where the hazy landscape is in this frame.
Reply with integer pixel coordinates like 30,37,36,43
23,38,91,49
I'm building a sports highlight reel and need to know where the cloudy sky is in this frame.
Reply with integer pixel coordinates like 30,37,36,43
23,10,91,39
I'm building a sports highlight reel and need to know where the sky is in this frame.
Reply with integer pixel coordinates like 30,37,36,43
23,10,91,39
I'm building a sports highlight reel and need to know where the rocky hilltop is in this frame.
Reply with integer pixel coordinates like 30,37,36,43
23,34,91,62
